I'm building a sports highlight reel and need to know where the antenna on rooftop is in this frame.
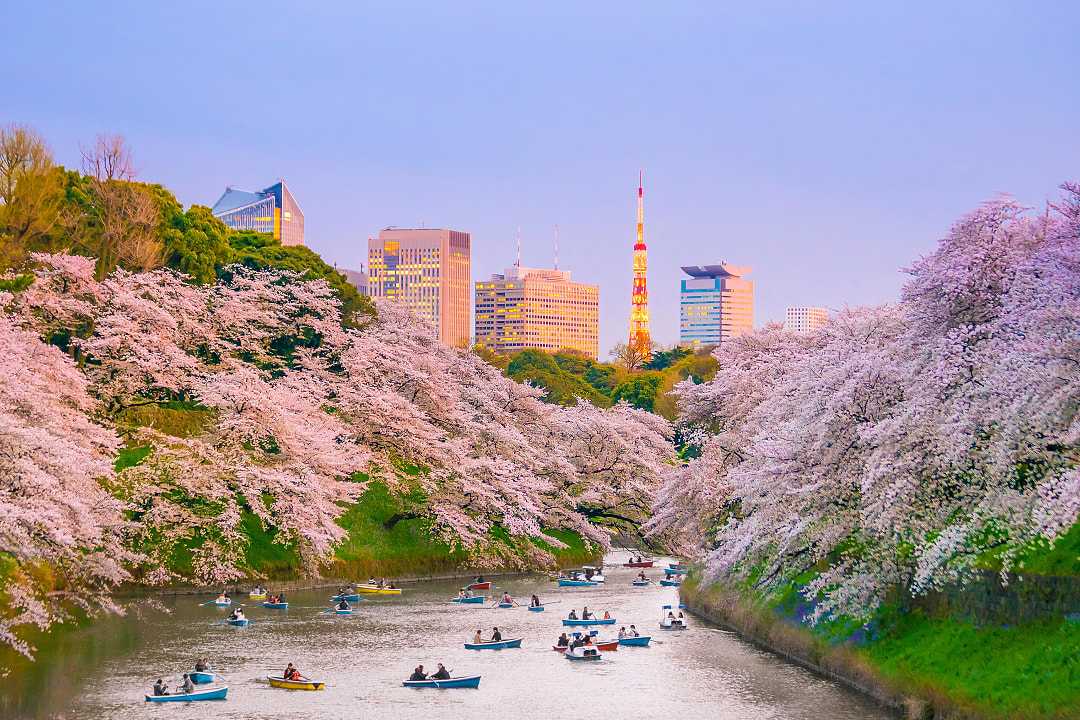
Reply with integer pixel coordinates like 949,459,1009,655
554,224,560,270
516,226,522,267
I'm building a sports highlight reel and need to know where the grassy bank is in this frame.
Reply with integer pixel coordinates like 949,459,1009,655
681,574,1080,720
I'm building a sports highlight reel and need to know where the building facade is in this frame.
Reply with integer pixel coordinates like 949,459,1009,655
785,306,829,333
211,180,304,246
679,263,754,347
367,228,471,346
475,265,599,359
341,268,368,296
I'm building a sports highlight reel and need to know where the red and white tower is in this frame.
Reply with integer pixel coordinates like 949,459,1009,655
628,171,651,357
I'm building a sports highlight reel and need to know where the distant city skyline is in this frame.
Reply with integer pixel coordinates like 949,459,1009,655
5,2,1078,357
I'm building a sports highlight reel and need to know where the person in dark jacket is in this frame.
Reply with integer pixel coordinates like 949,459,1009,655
153,679,169,696
491,627,502,642
431,663,451,680
557,633,570,647
408,665,427,681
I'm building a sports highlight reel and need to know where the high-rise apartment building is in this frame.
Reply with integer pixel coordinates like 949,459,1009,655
785,306,829,333
679,263,754,347
211,179,304,246
367,228,471,346
475,265,599,359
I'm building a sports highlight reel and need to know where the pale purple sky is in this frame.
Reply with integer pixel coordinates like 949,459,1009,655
6,1,1079,356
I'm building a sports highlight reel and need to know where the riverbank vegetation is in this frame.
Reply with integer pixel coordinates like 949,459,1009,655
660,188,1080,717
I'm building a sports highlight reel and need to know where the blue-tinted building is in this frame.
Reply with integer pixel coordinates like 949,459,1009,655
679,263,754,347
210,179,305,246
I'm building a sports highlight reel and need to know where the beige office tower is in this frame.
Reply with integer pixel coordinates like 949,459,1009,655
785,306,829,333
475,265,600,359
367,228,471,346
679,264,754,347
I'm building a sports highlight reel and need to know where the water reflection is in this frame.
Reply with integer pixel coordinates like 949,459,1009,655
5,555,893,720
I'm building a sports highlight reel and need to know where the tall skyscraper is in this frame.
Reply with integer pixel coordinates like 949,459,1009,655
679,263,754,347
211,179,304,246
785,306,829,333
628,172,651,356
367,228,471,346
475,264,599,359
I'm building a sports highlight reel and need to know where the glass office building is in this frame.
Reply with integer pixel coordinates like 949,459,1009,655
679,263,754,348
211,180,305,246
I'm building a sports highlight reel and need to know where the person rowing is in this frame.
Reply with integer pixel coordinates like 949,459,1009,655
431,663,451,680
603,610,611,620
473,628,483,644
501,592,513,604
284,662,297,679
337,598,351,611
214,592,228,604
568,609,578,620
557,632,570,647
638,571,647,581
285,665,304,681
181,674,195,694
194,658,210,672
629,624,640,637
491,626,502,642
408,664,427,681
618,626,628,639
529,594,541,607
458,588,469,599
229,607,245,621
152,678,169,696
582,606,593,620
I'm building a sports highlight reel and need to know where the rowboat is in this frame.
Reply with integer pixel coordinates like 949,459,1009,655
659,579,681,587
212,598,231,606
333,608,353,615
463,637,522,650
562,618,615,626
497,602,513,608
227,618,250,627
557,579,597,587
595,640,619,651
528,605,545,612
619,635,652,647
631,580,650,587
664,567,688,576
467,581,491,590
145,686,228,702
357,584,402,595
623,560,654,568
249,592,267,600
564,646,602,661
268,676,325,690
660,618,688,630
190,671,215,684
402,675,481,689
451,595,485,604
331,593,360,602
262,601,288,609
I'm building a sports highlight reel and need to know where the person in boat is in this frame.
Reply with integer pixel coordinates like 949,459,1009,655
409,665,427,681
229,607,245,621
181,673,195,694
618,626,627,639
491,626,502,642
638,571,647,581
568,609,578,620
337,598,351,610
557,632,570,647
367,577,377,586
568,635,582,650
582,606,593,620
286,666,303,681
284,662,297,679
215,592,228,603
153,678,169,696
603,610,611,620
431,663,451,680
501,592,513,604
458,589,467,599
474,575,485,583
582,634,593,646
194,658,209,672
530,594,541,607
473,629,483,644
389,582,398,589
629,624,640,636
378,578,387,588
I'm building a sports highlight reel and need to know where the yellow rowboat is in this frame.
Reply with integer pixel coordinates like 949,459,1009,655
357,584,402,595
268,676,325,691
249,593,267,600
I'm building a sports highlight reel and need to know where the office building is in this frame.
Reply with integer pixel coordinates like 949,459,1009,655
211,179,304,246
475,264,599,359
367,228,471,346
785,306,829,333
341,268,368,296
679,263,754,347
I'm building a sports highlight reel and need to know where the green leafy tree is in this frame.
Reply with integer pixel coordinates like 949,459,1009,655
612,372,663,411
643,345,691,370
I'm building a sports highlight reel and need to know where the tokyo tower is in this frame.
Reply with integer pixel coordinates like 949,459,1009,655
628,171,651,356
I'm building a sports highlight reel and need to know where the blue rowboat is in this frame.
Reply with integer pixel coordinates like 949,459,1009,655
618,635,652,647
146,686,228,702
557,579,597,587
659,579,681,587
631,580,650,587
227,618,250,627
331,593,360,602
464,637,522,650
451,596,485,604
528,605,545,612
190,671,215,684
403,675,481,689
562,618,615,626
334,608,353,615
262,602,288,609
497,602,513,608
664,568,687,576
213,599,231,607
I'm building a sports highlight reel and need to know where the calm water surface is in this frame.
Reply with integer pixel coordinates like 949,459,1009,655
6,554,893,719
